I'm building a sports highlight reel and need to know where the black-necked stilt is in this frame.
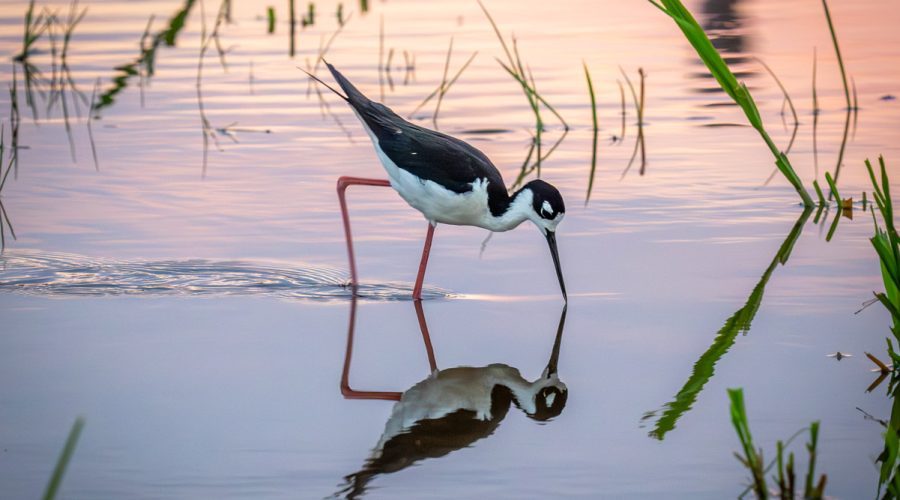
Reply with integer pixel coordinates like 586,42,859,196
336,298,567,498
304,62,568,301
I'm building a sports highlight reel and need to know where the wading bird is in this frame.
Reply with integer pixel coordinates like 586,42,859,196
306,62,567,301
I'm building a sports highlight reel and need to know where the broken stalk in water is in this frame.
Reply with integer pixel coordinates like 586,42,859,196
584,61,599,205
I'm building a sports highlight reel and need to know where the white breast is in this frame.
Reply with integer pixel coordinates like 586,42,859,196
372,143,492,227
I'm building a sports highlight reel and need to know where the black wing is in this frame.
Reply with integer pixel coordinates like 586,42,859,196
325,62,510,214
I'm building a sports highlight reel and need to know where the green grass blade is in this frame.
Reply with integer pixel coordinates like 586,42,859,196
42,417,85,500
813,180,825,206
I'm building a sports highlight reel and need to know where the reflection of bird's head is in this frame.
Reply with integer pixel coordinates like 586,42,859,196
529,383,569,421
516,372,568,422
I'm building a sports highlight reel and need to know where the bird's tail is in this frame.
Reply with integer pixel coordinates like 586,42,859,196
300,61,374,110
323,61,373,108
299,63,348,101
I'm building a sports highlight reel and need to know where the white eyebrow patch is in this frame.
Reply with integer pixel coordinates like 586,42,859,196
541,200,554,215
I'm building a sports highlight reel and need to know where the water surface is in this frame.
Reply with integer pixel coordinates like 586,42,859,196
1,0,899,497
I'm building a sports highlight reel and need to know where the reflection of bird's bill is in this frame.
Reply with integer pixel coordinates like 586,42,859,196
545,230,567,301
545,304,567,377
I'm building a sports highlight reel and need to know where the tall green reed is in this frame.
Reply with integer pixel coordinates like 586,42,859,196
867,157,900,352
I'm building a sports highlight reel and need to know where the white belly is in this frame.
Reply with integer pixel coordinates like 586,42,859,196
373,142,493,228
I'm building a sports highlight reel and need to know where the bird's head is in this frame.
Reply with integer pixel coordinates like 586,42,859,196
522,179,566,235
520,180,567,300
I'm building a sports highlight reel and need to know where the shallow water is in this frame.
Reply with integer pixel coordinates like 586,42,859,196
1,0,899,498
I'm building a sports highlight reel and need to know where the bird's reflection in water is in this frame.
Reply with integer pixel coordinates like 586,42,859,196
334,299,568,499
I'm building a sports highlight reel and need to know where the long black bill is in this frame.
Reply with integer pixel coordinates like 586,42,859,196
545,230,567,301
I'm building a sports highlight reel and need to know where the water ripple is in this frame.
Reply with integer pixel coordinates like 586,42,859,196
0,251,450,301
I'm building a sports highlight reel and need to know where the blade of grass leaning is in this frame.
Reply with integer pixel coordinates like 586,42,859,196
824,171,841,204
584,61,599,205
649,0,813,207
42,417,85,500
813,180,826,206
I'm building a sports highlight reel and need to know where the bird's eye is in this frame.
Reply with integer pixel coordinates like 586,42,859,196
540,200,554,219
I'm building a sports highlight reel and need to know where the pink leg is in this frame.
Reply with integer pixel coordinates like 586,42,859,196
412,224,435,301
337,176,391,294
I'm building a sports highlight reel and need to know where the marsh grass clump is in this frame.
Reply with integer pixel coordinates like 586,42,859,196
867,157,900,351
728,388,827,499
478,0,568,179
649,0,813,207
14,0,48,62
860,156,900,498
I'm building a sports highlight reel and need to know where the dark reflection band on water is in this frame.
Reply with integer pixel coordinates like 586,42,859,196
643,206,812,440
0,250,449,301
335,298,568,499
687,0,758,102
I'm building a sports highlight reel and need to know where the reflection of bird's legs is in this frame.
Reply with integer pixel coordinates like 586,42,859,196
339,297,439,400
414,300,438,372
340,296,402,401
336,176,435,300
